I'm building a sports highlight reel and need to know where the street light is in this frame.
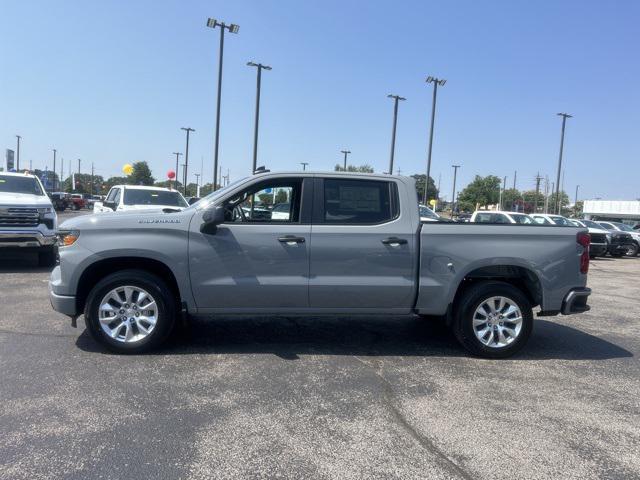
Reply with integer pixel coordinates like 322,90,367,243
387,94,406,176
554,113,572,214
451,164,460,216
423,76,446,204
172,152,182,190
15,135,21,171
340,150,351,171
300,162,308,171
247,61,272,174
575,184,580,207
206,17,240,191
52,149,57,191
181,127,195,196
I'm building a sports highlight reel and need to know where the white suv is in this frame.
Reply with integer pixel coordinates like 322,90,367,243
0,172,58,266
470,210,534,224
94,185,189,213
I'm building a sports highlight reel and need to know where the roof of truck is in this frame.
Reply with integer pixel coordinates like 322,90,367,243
0,171,38,178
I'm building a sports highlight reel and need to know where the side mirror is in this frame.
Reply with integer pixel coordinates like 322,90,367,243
103,201,116,211
201,205,225,233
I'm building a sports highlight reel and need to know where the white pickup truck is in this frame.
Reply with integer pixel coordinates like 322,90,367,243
0,172,58,266
94,185,188,213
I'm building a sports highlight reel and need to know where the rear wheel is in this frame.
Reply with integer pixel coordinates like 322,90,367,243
84,270,176,354
453,281,533,358
624,243,638,257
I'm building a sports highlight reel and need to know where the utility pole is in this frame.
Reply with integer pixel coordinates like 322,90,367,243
341,150,351,170
181,127,195,196
300,162,308,171
194,173,201,197
554,113,572,214
91,163,95,196
387,94,406,175
500,176,507,210
206,17,240,191
423,76,446,204
172,152,182,191
15,135,21,171
451,165,460,216
534,173,542,213
247,61,272,173
60,157,64,191
513,170,517,190
575,184,580,208
52,149,57,191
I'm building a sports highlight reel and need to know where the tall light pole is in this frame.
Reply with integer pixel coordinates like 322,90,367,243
172,152,182,191
341,150,351,170
554,113,572,214
423,76,446,204
206,17,239,191
52,149,57,191
194,173,201,197
300,162,308,171
575,184,580,207
451,164,460,216
181,127,195,196
60,157,64,191
500,176,507,210
15,135,21,171
247,61,272,173
387,94,406,175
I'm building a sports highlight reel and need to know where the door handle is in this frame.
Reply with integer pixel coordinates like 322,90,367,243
381,237,408,246
278,235,306,245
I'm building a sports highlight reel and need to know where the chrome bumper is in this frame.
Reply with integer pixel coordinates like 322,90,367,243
561,287,591,315
0,231,56,248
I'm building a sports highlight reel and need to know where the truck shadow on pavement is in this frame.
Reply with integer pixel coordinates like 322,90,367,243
75,315,633,361
0,254,55,273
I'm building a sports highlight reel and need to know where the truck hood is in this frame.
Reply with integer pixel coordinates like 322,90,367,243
59,208,191,230
0,191,52,207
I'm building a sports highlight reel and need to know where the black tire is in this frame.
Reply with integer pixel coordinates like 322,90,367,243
84,269,177,354
624,243,639,257
38,247,57,267
452,281,533,359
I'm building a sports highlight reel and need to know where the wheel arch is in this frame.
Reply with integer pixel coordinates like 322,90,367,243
75,257,182,315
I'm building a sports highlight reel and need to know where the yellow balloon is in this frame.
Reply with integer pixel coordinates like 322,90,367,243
122,164,133,175
429,199,437,206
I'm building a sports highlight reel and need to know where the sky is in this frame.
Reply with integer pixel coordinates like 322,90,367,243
1,0,639,200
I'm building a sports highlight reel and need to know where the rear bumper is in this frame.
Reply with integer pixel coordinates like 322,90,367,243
561,287,591,315
0,231,56,248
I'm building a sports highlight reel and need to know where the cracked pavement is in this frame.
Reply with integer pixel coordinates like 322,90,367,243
1,220,638,479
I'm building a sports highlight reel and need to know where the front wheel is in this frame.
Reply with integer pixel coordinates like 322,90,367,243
624,243,639,257
84,270,176,354
453,281,533,358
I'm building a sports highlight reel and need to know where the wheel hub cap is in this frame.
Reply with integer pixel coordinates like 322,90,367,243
98,286,158,343
472,296,523,348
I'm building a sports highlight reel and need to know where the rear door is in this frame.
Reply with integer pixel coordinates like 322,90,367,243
308,177,416,311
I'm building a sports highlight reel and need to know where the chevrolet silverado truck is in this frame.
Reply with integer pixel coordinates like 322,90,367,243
1,171,58,266
49,172,591,358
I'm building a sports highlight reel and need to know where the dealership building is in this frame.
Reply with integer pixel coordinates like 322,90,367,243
583,200,640,225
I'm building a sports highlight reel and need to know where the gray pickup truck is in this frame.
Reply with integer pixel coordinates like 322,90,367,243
50,172,591,358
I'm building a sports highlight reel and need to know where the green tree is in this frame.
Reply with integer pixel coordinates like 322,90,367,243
457,175,501,210
334,164,374,173
61,173,104,194
501,188,522,211
411,174,439,204
103,176,130,192
129,161,155,186
548,191,571,215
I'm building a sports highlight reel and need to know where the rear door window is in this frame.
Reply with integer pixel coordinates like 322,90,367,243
322,179,397,224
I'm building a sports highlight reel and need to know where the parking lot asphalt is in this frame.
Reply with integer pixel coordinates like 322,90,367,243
1,210,639,479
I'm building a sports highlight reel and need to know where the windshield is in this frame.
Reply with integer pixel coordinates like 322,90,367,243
419,205,439,219
123,189,188,207
549,215,572,226
0,175,44,196
196,177,249,209
613,222,633,232
582,220,602,229
510,214,533,224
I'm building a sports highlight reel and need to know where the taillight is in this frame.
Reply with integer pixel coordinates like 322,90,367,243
577,232,590,274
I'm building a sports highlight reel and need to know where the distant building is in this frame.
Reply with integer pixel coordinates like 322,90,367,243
583,200,640,224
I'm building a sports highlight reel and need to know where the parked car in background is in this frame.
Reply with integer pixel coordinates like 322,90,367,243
48,191,70,211
456,212,472,222
569,219,610,258
0,171,58,266
51,172,591,358
69,194,87,210
82,193,100,209
93,185,189,213
470,210,534,224
418,205,453,222
186,197,201,206
596,221,640,257
530,214,574,226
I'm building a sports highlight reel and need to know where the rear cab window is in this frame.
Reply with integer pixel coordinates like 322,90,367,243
320,178,398,224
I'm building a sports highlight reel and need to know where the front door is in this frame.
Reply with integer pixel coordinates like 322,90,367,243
189,177,311,311
309,177,416,311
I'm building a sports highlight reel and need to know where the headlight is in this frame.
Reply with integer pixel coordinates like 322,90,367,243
38,207,53,214
57,230,80,247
